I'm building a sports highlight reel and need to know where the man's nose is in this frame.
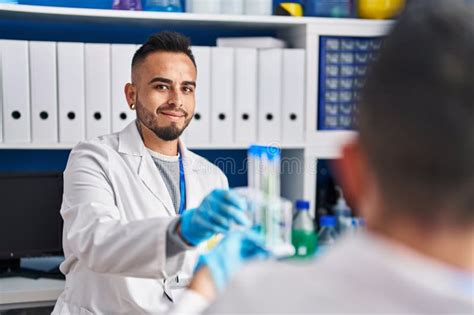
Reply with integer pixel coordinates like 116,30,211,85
167,89,183,108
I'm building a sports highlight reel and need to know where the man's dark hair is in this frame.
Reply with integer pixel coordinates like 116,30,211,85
132,31,196,69
358,1,474,226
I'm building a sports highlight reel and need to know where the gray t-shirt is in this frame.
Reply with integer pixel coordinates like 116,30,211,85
147,148,181,214
146,148,193,259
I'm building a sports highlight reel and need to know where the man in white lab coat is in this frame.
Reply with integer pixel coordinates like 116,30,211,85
174,2,474,314
52,32,250,314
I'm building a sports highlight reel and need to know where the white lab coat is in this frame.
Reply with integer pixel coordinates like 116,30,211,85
52,121,228,315
174,232,474,314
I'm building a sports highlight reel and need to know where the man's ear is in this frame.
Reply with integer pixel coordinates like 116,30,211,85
332,138,367,215
124,83,136,109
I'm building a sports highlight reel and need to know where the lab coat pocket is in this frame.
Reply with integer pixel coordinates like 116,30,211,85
52,296,94,315
69,304,94,315
78,306,94,315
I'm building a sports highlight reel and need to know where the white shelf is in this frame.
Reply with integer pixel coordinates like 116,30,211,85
0,4,393,29
0,143,75,150
0,277,64,307
0,133,354,152
0,4,303,28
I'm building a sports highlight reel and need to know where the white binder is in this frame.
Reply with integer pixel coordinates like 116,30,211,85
85,43,111,140
234,48,257,145
186,46,211,145
211,47,234,144
30,41,58,143
258,48,283,143
282,49,305,143
111,44,136,133
57,42,85,143
1,40,30,143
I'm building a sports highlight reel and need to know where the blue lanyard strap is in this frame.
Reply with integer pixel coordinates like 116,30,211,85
178,150,186,215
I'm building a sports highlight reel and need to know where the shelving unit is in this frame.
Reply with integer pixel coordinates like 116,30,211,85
0,3,394,210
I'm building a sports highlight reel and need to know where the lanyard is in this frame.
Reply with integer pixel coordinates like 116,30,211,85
178,150,186,215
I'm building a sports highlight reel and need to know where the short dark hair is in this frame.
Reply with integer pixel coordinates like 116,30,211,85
358,1,474,226
132,31,196,69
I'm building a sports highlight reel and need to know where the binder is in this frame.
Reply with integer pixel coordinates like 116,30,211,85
217,37,286,49
234,48,257,144
0,40,30,143
258,48,283,143
57,42,85,143
210,47,234,144
85,43,111,140
186,46,211,145
111,44,136,133
29,41,58,143
220,0,243,14
282,49,305,143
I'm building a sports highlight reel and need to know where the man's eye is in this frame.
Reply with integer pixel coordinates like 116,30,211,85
156,85,169,90
183,86,194,93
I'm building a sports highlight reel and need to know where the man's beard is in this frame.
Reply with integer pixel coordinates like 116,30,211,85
135,97,192,141
152,123,187,141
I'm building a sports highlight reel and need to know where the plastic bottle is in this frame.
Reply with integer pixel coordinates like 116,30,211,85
291,200,317,258
350,217,365,235
317,215,338,255
333,186,352,235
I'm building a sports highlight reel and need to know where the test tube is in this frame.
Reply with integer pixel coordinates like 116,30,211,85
260,145,281,198
263,197,294,257
247,145,261,190
247,145,286,255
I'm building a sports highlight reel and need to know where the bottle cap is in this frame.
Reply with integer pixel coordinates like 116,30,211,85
295,199,310,210
334,186,350,213
320,215,337,227
248,145,262,157
262,146,281,161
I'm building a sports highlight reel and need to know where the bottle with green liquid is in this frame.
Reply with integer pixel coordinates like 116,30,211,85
292,200,318,258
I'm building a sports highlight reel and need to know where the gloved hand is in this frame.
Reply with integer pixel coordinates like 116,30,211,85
194,230,269,292
179,189,251,246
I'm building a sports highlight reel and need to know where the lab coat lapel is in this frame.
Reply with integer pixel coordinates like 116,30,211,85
118,121,175,216
138,153,175,216
179,141,204,210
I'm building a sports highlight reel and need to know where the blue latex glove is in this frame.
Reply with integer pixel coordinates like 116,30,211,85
180,189,251,246
194,230,269,292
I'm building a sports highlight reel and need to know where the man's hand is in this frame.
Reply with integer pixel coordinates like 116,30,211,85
190,230,269,295
179,189,250,246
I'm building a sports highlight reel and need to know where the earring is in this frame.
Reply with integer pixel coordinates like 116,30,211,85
130,104,136,110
